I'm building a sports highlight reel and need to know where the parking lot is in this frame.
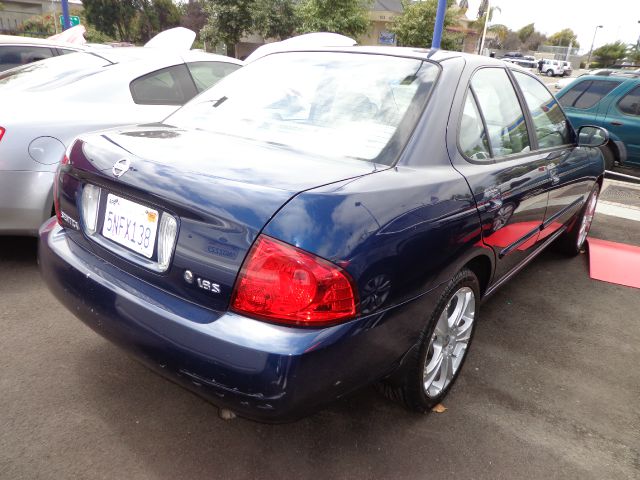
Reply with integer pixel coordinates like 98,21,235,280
1,203,638,479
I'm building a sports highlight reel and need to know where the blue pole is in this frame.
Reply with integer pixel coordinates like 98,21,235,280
61,0,71,30
431,0,447,49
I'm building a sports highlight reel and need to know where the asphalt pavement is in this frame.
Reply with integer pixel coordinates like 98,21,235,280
0,211,639,479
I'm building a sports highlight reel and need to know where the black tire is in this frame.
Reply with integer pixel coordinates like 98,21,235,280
546,69,554,77
554,183,600,256
377,268,480,413
599,144,615,171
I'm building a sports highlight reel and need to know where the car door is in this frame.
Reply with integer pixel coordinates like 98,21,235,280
449,66,551,282
511,70,595,238
602,82,640,164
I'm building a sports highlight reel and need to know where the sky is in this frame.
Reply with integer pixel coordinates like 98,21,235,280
464,0,640,53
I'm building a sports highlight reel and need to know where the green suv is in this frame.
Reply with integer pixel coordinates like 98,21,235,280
556,73,640,168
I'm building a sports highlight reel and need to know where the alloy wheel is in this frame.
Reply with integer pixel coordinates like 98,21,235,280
423,286,476,398
577,190,598,249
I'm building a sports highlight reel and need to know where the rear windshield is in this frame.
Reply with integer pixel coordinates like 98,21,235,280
0,51,111,92
166,51,439,164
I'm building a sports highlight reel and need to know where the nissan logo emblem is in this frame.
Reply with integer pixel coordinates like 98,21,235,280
112,158,131,178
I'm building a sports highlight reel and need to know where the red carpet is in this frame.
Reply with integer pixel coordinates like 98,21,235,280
588,238,640,289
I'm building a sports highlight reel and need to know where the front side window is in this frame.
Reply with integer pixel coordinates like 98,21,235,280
617,85,640,116
130,64,197,105
513,71,571,148
167,52,439,164
559,79,622,110
470,68,530,157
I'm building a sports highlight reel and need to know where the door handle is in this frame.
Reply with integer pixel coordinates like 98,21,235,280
610,121,623,126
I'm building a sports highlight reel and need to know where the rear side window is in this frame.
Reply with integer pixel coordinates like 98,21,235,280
0,45,54,71
559,80,621,109
187,61,240,92
513,71,571,148
469,68,530,158
617,85,640,116
130,64,198,105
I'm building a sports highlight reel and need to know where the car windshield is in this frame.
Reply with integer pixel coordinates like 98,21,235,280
0,51,111,92
166,51,439,164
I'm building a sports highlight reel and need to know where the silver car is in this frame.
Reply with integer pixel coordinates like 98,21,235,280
0,48,242,235
0,34,89,72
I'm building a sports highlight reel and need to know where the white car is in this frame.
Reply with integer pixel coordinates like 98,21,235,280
0,34,89,72
0,47,242,235
541,59,572,77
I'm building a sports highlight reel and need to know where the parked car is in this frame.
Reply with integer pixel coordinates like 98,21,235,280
553,69,621,90
557,74,640,168
541,59,572,77
0,34,88,72
503,57,537,69
39,48,607,422
0,47,242,235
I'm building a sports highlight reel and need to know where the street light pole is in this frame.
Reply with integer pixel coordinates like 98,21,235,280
586,25,603,69
478,0,491,55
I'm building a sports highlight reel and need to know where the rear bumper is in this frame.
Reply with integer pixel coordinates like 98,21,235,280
0,170,54,235
39,220,440,422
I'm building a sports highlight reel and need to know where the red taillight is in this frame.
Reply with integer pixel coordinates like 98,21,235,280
53,155,70,225
231,235,358,327
0,127,5,142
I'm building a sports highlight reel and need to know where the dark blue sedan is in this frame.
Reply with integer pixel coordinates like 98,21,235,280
39,48,607,422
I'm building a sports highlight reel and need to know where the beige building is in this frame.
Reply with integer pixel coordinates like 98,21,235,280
0,0,83,33
359,0,402,47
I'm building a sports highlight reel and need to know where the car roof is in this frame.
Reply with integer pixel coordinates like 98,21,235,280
0,34,87,50
255,46,512,68
90,47,242,66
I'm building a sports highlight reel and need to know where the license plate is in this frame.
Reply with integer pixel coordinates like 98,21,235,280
102,194,159,258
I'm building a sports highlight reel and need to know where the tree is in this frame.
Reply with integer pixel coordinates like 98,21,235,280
82,0,137,40
180,0,207,35
296,0,371,39
135,0,181,43
517,23,534,43
485,24,507,49
201,0,255,57
391,0,460,49
593,41,628,67
502,31,521,50
253,0,299,40
547,28,579,48
627,43,640,65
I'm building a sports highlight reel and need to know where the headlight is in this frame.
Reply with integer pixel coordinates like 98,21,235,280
157,213,178,272
81,184,101,235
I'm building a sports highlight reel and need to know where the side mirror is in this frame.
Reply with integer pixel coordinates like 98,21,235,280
577,125,609,148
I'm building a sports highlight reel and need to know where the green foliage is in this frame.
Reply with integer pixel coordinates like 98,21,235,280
201,0,255,57
517,23,534,43
391,0,459,49
135,0,181,42
180,0,207,35
253,0,299,40
19,14,57,36
82,0,181,43
82,0,137,40
547,28,579,48
593,41,628,67
627,44,640,65
296,0,371,39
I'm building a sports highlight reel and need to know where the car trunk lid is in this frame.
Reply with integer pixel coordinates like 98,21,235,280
58,125,378,314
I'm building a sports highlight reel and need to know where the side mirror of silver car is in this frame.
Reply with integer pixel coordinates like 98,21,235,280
577,125,609,148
